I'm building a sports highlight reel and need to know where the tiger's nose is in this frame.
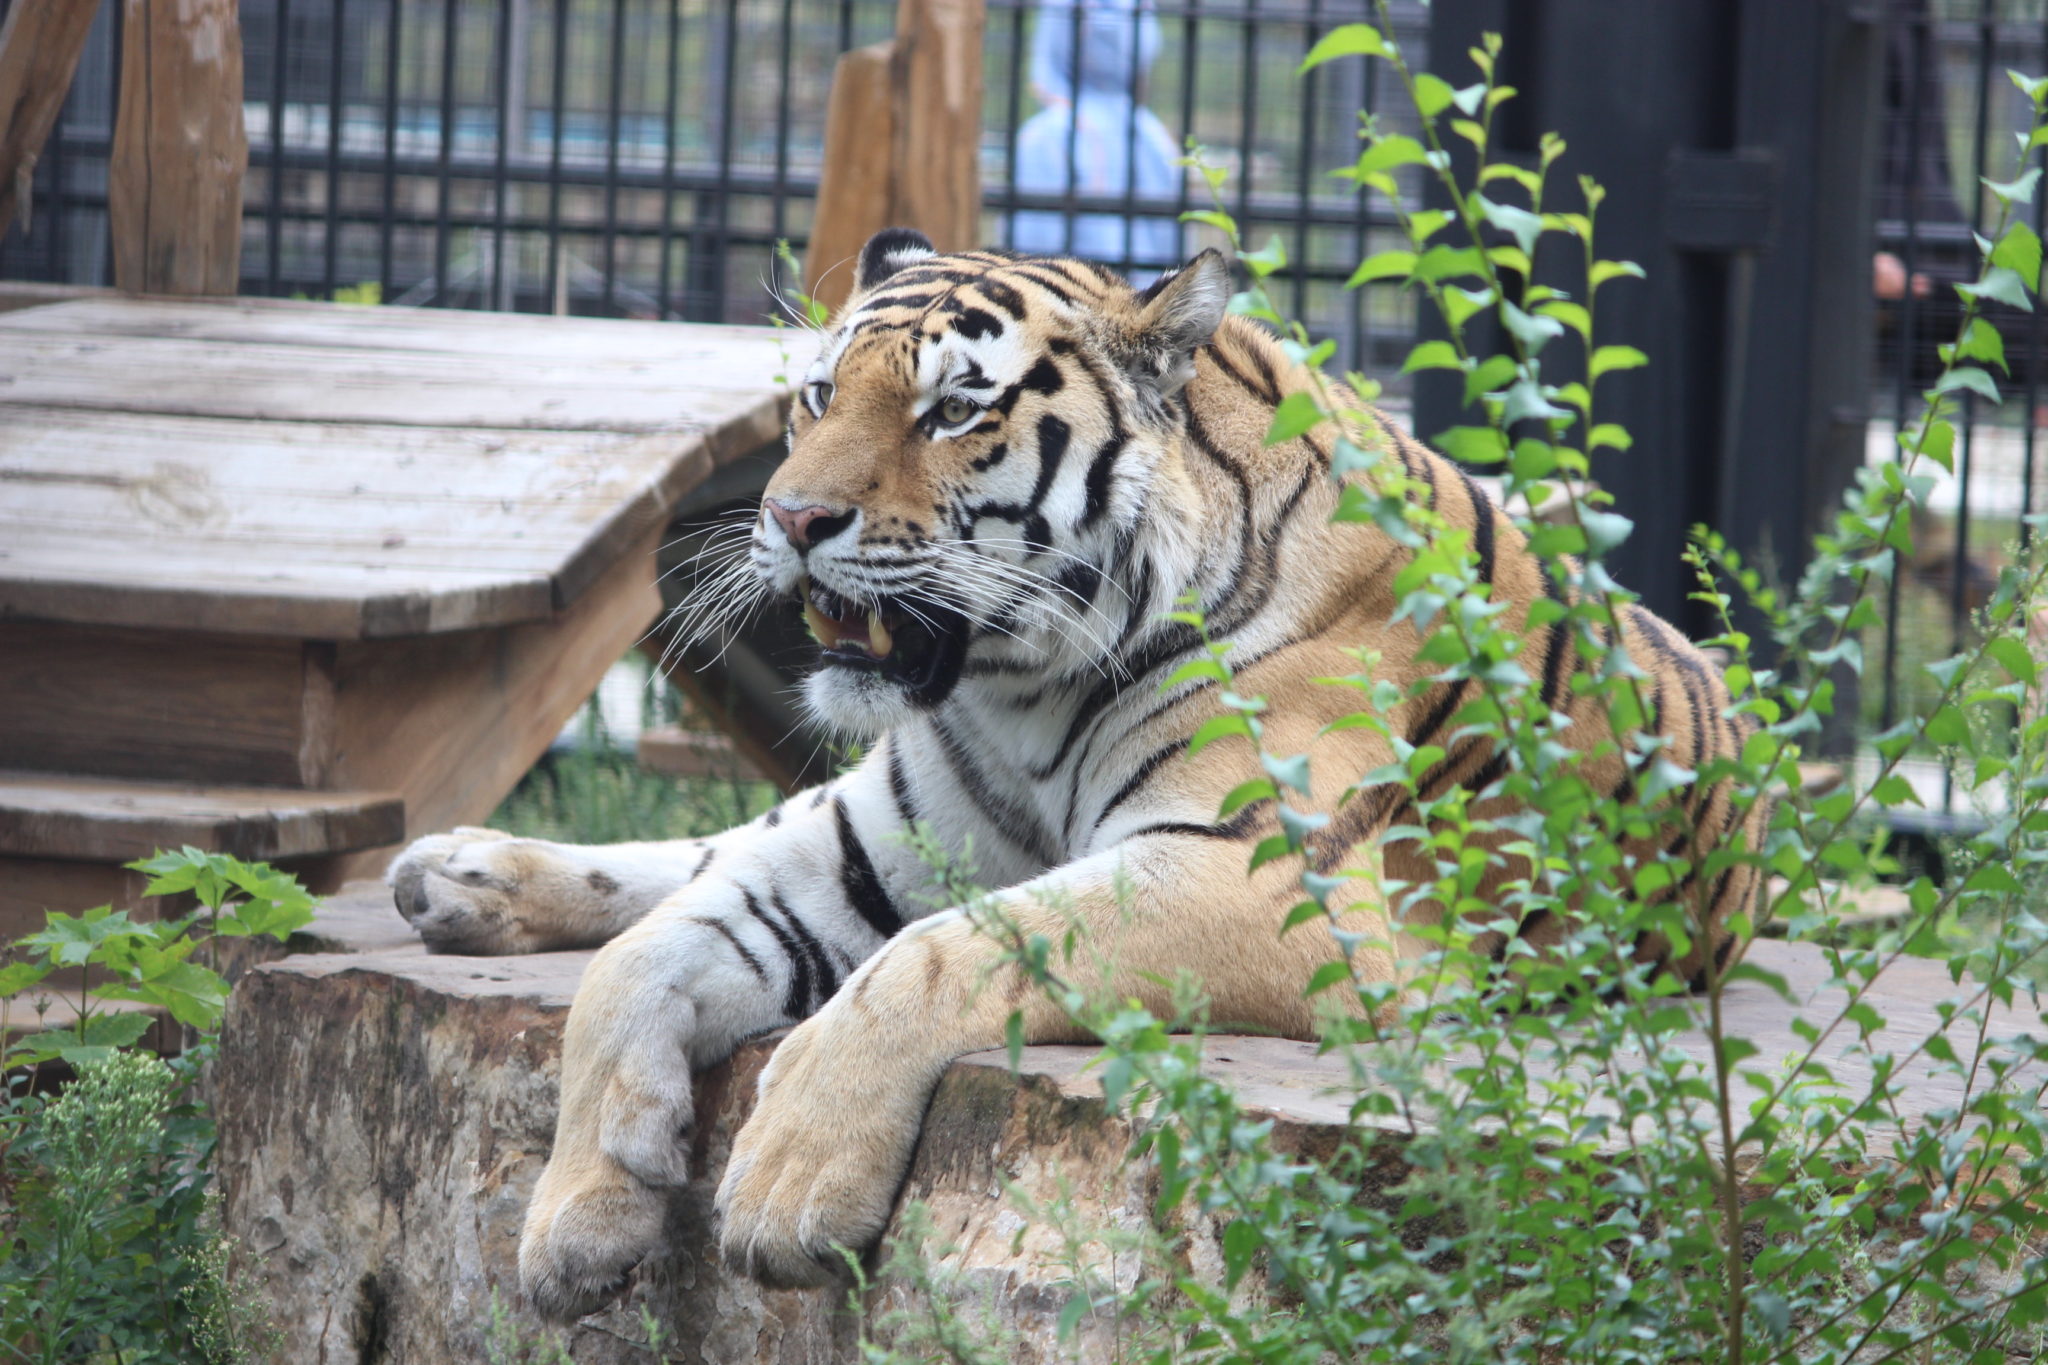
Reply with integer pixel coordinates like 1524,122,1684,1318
767,501,855,550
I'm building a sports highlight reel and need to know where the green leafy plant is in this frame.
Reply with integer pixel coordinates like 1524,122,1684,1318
867,16,2048,1365
1,848,308,1362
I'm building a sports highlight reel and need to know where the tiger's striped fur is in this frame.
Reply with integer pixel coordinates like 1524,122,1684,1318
387,230,1763,1318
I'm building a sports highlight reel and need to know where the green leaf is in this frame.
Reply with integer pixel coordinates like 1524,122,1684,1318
1304,960,1353,996
1953,316,2008,373
1412,73,1456,119
1402,340,1464,373
1265,391,1328,446
1987,634,2039,684
1222,1218,1262,1288
1345,249,1416,288
1281,900,1326,933
1005,1010,1024,1074
1188,713,1254,758
1477,195,1544,256
1501,301,1565,355
1180,209,1238,237
1589,259,1646,289
12,1010,156,1067
1984,166,2043,207
1436,425,1509,466
1958,266,2032,312
1219,778,1276,818
16,907,151,969
1462,355,1518,405
1589,423,1633,452
1299,23,1385,71
1991,221,2043,291
1935,367,2002,405
1537,299,1591,339
1589,345,1648,381
0,960,51,995
1346,135,1429,180
1262,751,1312,796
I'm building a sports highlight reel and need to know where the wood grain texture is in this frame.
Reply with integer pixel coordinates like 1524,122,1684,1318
806,41,897,316
0,0,102,235
0,856,157,945
892,0,983,253
0,769,404,863
0,622,313,785
0,295,795,636
109,0,246,294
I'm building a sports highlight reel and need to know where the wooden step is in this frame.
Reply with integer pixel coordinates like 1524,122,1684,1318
0,769,405,864
636,726,768,784
0,771,405,944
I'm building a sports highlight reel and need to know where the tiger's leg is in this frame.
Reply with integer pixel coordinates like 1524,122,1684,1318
713,828,1390,1289
511,762,928,1318
387,771,865,955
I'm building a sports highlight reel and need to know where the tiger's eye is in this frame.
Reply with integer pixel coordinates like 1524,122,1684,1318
939,396,978,425
807,381,835,415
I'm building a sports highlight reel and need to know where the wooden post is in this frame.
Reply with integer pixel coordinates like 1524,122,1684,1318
805,42,898,314
803,0,983,316
110,0,247,295
890,0,982,251
0,0,104,238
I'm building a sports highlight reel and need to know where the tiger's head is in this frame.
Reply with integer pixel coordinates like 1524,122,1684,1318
752,228,1230,735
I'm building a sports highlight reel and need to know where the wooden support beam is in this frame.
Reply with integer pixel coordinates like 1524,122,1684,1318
804,0,984,316
0,0,103,238
110,0,247,295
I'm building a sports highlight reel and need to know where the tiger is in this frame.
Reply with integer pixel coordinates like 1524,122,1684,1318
386,227,1764,1320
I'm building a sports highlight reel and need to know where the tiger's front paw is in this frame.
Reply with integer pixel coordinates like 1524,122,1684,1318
387,828,557,955
518,1150,668,1321
712,1013,932,1289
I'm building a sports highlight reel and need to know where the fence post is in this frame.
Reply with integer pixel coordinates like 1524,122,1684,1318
110,0,248,295
0,0,103,240
806,42,898,312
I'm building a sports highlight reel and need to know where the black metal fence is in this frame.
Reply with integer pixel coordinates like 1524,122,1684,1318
2,0,1429,378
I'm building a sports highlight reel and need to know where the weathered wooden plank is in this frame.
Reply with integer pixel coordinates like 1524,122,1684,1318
806,41,898,316
892,0,983,253
0,294,803,365
0,542,554,638
0,622,313,786
0,856,157,946
0,769,405,863
0,331,788,433
0,0,101,236
109,0,247,295
0,282,113,313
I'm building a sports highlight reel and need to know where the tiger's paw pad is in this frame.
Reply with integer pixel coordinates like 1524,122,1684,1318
712,1030,919,1289
518,1166,668,1322
387,829,546,955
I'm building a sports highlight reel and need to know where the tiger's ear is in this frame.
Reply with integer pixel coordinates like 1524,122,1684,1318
855,228,937,293
1127,249,1230,397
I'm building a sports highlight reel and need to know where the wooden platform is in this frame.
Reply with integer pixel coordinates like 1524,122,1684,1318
0,290,792,935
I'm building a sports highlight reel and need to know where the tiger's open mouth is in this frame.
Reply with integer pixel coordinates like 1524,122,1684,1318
798,577,970,703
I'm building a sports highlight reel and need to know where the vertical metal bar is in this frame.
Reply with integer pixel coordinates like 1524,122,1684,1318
1120,0,1143,273
379,0,401,300
713,0,739,319
1235,8,1255,250
1002,0,1025,246
1174,0,1197,263
771,0,795,247
1060,0,1082,254
323,0,346,298
657,0,680,318
493,0,513,309
601,0,625,314
1291,0,1322,319
545,0,568,310
1880,6,1930,734
1352,45,1375,377
267,0,291,294
434,0,458,305
838,0,854,55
